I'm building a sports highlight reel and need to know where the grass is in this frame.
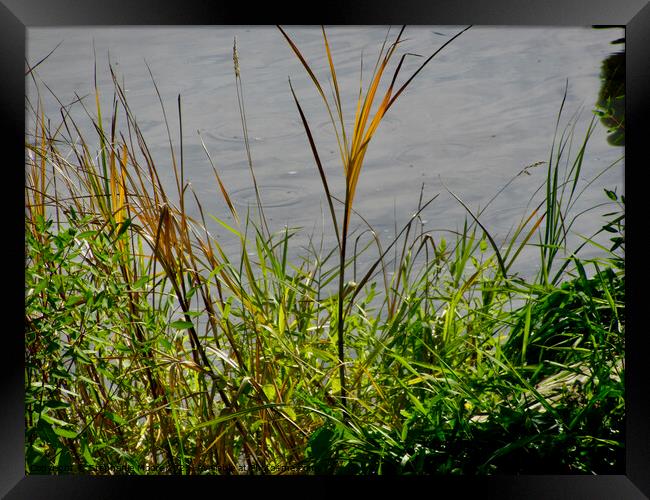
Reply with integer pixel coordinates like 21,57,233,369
25,26,624,475
279,24,473,413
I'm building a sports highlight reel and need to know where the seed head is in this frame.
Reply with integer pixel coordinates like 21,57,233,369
233,37,240,78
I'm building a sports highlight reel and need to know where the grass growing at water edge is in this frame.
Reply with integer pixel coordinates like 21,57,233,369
25,26,624,474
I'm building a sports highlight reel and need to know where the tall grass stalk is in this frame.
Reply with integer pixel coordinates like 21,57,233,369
25,28,624,475
279,24,472,413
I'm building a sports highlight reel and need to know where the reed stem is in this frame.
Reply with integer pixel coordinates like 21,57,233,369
337,190,351,414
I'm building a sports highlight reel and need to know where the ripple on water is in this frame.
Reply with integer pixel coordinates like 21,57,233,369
389,140,475,167
230,184,305,208
205,114,304,143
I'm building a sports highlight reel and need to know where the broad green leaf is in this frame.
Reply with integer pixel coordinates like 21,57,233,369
40,413,71,427
170,320,194,330
53,427,77,439
263,384,276,400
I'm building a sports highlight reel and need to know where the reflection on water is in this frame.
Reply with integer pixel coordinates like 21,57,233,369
26,26,624,278
595,34,625,146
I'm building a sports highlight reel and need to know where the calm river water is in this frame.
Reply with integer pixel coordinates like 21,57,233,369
27,26,624,279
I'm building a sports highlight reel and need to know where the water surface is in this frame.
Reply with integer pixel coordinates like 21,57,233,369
27,26,624,279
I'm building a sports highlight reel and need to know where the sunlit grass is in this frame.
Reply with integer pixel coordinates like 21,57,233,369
25,26,624,475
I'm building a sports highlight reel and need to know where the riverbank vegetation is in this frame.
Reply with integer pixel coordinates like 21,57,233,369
25,26,624,474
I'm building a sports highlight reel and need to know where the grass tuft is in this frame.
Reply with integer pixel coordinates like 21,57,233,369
25,27,624,475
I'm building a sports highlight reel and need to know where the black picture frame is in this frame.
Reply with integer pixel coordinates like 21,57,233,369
3,1,649,498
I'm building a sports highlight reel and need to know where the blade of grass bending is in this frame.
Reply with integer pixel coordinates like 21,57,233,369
197,130,239,224
329,194,391,298
25,40,63,76
506,213,546,273
348,194,440,307
550,226,610,285
386,25,472,109
208,214,241,238
277,26,347,170
288,78,341,252
145,61,180,195
502,203,546,273
442,181,507,279
569,155,623,213
321,26,349,166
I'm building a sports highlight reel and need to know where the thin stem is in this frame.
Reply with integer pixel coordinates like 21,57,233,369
337,189,350,416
